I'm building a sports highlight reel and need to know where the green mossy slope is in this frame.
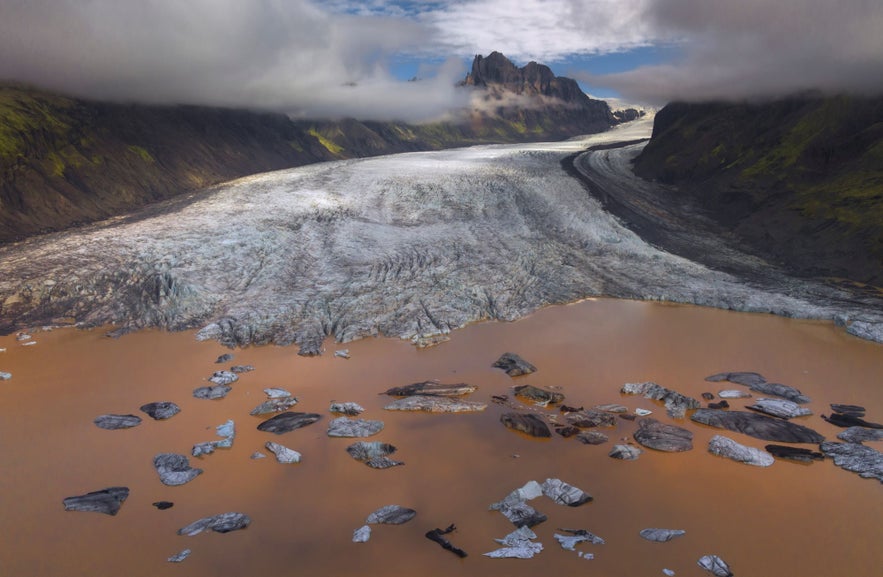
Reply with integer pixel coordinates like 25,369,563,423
634,95,883,285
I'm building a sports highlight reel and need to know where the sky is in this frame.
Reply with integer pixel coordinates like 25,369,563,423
1,0,882,121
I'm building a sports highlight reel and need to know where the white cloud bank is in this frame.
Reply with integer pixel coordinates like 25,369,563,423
0,0,881,118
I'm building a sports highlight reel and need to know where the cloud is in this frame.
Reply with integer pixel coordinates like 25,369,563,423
0,0,468,121
428,0,661,62
592,0,883,103
1,0,880,118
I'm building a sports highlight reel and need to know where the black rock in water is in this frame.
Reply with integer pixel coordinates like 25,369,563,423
193,384,232,400
822,413,883,429
230,365,255,374
830,404,866,417
178,512,251,535
493,352,537,376
366,505,417,525
749,382,810,404
633,418,694,452
500,413,551,437
140,402,181,420
565,409,617,428
426,524,467,558
576,431,609,445
63,487,129,515
705,371,766,387
256,411,321,434
215,353,233,363
708,400,730,410
153,453,203,486
94,414,142,430
691,409,824,443
153,501,175,510
555,425,580,437
765,445,824,462
513,384,564,405
702,392,715,401
383,381,477,397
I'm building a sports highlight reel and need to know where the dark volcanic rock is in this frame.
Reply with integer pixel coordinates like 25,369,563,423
765,444,824,462
705,371,766,387
257,412,321,434
426,524,468,558
140,401,181,420
702,392,715,401
820,442,883,482
691,409,825,443
513,384,564,406
749,382,810,404
94,414,142,430
708,400,730,410
830,404,866,417
193,384,232,400
576,431,609,445
633,418,694,452
153,453,203,486
63,487,129,515
493,352,537,376
639,528,686,542
383,381,477,397
366,505,416,525
609,444,643,460
621,382,701,418
708,435,774,467
215,353,233,363
555,425,581,437
153,501,175,510
746,398,812,419
178,512,251,535
822,413,883,429
230,364,255,373
565,409,617,428
838,427,883,443
500,412,551,438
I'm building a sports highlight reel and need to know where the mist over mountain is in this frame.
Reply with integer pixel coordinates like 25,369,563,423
0,53,621,244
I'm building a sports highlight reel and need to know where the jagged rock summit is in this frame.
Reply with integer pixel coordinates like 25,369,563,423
464,51,588,104
462,52,614,135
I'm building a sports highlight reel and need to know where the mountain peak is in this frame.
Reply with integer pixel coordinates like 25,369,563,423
463,52,589,105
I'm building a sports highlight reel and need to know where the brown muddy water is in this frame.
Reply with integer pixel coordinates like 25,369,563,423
0,298,881,577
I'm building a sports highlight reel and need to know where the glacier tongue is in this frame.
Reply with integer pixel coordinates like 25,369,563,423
1,117,881,350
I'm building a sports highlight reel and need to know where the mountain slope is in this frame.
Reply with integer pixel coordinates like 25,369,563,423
633,95,883,286
0,53,619,244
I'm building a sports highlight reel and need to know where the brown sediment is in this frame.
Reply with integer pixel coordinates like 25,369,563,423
0,298,881,576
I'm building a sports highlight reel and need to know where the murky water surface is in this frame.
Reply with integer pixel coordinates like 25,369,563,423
1,299,880,576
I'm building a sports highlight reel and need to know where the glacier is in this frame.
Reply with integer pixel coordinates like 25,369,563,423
1,117,881,352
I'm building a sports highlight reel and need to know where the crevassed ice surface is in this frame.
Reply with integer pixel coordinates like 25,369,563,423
1,118,880,352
